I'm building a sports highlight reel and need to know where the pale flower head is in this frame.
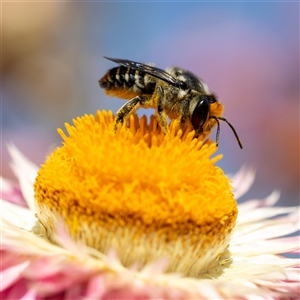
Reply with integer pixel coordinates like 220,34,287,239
1,111,299,299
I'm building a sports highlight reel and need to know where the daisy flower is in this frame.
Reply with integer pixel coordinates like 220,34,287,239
1,110,299,299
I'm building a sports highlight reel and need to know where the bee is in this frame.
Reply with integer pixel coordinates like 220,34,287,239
99,57,243,149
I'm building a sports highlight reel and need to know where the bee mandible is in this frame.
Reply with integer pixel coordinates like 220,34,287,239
99,57,243,149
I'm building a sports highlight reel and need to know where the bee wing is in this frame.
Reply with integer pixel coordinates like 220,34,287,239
104,57,187,89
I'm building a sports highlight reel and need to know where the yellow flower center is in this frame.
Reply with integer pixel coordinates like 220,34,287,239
34,110,238,277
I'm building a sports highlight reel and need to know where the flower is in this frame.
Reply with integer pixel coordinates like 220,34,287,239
1,110,299,300
34,110,237,278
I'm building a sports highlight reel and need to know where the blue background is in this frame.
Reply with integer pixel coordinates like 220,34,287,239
2,2,299,206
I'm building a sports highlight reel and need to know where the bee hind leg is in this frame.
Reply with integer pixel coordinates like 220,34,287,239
114,96,141,132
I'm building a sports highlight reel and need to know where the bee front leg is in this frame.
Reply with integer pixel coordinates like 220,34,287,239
156,86,170,135
114,96,141,132
170,99,191,135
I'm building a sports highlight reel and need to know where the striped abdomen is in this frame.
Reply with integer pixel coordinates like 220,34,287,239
99,66,156,99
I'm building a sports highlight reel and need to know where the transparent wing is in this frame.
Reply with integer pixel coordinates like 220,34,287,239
104,57,187,89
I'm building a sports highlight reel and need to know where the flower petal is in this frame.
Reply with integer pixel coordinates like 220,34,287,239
7,143,38,211
0,252,30,290
1,177,27,207
230,165,256,199
230,238,300,256
238,190,280,212
2,216,62,256
235,213,299,243
1,279,38,300
1,200,37,232
2,119,299,299
238,204,297,224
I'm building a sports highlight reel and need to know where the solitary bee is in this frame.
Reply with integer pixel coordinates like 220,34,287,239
99,57,242,148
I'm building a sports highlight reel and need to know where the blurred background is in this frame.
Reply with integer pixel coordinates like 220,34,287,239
2,1,299,206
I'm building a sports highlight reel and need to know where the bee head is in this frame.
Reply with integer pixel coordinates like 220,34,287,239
190,93,243,149
191,94,217,130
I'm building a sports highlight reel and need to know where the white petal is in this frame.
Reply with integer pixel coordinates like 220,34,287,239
140,257,169,277
237,205,297,224
230,239,300,255
234,254,299,269
2,216,65,256
233,218,299,243
7,143,38,211
230,166,255,199
1,199,36,231
238,190,280,212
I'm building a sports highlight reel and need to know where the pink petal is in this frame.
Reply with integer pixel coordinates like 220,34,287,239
0,279,38,300
63,282,87,300
85,275,106,298
0,261,29,290
27,263,92,296
24,256,69,279
291,249,300,254
0,252,30,290
1,177,27,207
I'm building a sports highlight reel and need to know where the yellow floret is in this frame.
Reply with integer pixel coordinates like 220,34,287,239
34,110,238,277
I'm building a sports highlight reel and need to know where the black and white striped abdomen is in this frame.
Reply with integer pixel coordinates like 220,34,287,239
99,66,156,99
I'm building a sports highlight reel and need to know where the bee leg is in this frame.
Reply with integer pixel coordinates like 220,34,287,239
179,100,190,130
156,86,170,135
172,100,191,134
194,127,206,139
114,96,141,132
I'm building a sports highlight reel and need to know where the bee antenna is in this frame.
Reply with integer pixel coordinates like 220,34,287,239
212,116,221,147
211,116,243,149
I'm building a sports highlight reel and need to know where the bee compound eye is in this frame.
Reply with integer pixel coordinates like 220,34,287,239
191,96,210,130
